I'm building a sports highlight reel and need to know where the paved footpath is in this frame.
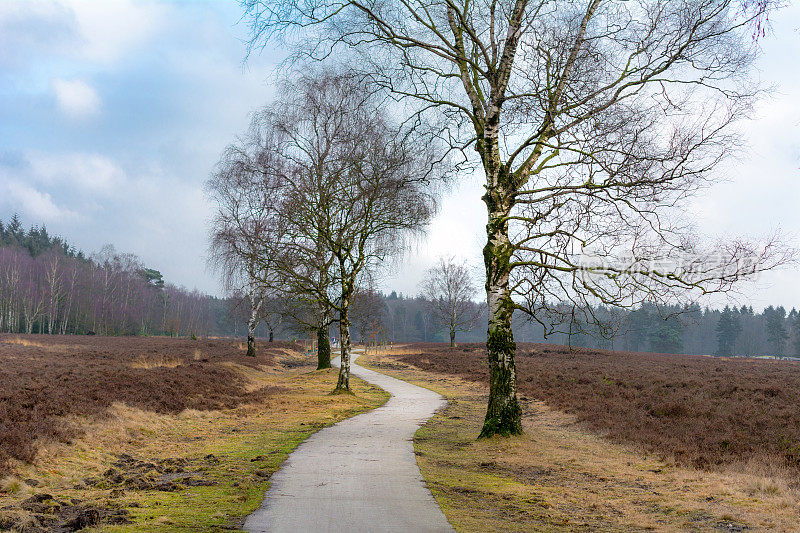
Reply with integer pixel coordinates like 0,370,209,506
244,351,454,533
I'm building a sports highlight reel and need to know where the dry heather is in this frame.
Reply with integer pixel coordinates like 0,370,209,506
0,334,302,476
393,342,800,475
362,349,800,531
0,346,387,532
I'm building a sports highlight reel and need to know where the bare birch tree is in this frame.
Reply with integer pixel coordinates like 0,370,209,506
246,75,348,370
421,257,480,347
242,0,791,436
207,130,285,357
265,69,439,390
261,296,285,342
350,286,386,343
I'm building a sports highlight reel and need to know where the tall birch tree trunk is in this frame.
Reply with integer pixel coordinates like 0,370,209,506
335,278,353,391
246,290,262,357
316,232,333,369
335,311,351,390
479,158,522,437
246,310,258,357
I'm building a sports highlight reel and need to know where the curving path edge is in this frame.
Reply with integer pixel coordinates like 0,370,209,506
243,351,454,533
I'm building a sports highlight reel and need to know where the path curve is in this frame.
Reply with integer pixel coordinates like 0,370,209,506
244,351,454,533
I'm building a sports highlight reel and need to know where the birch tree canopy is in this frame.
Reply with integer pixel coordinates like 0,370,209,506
251,69,441,390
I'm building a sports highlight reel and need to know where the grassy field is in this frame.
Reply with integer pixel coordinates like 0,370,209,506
0,335,388,532
360,346,800,532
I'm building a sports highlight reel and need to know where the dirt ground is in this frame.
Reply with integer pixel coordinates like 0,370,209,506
360,347,800,532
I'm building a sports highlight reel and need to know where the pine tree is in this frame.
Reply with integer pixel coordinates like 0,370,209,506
627,306,651,351
764,306,789,358
649,315,684,354
7,214,22,246
791,309,800,358
715,306,742,357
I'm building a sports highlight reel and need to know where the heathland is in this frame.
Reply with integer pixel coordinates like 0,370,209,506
4,335,800,531
0,334,387,531
360,344,800,531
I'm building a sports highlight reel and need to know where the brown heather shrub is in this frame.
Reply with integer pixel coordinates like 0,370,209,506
0,334,302,476
396,343,800,475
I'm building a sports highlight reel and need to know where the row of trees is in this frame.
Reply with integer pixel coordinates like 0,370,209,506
514,302,800,359
239,0,789,436
207,70,442,390
711,305,800,358
334,290,800,360
6,211,795,360
0,217,215,337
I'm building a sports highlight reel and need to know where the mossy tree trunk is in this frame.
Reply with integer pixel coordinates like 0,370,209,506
317,320,331,370
246,331,256,358
335,277,354,391
478,145,522,438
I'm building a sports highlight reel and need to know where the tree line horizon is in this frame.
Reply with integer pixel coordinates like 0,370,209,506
2,213,796,362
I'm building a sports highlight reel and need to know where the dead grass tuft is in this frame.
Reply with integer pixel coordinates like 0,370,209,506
2,336,73,352
130,354,182,369
0,476,27,495
4,337,43,347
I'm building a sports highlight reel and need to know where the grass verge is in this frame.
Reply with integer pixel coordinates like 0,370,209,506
359,349,800,532
0,363,388,532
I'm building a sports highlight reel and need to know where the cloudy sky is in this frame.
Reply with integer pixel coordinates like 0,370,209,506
1,1,799,310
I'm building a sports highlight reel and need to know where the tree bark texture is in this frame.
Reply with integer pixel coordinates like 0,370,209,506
335,284,353,391
246,293,260,357
479,165,522,437
317,325,331,370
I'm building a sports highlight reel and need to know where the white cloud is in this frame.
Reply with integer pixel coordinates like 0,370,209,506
52,78,100,118
65,0,168,64
0,0,168,72
3,181,78,222
0,2,76,68
29,153,125,192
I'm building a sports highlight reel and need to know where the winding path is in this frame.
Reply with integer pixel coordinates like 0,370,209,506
244,351,454,533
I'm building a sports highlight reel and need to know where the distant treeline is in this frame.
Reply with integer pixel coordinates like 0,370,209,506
0,214,84,259
3,215,796,356
532,303,800,359
0,216,220,336
351,292,800,359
